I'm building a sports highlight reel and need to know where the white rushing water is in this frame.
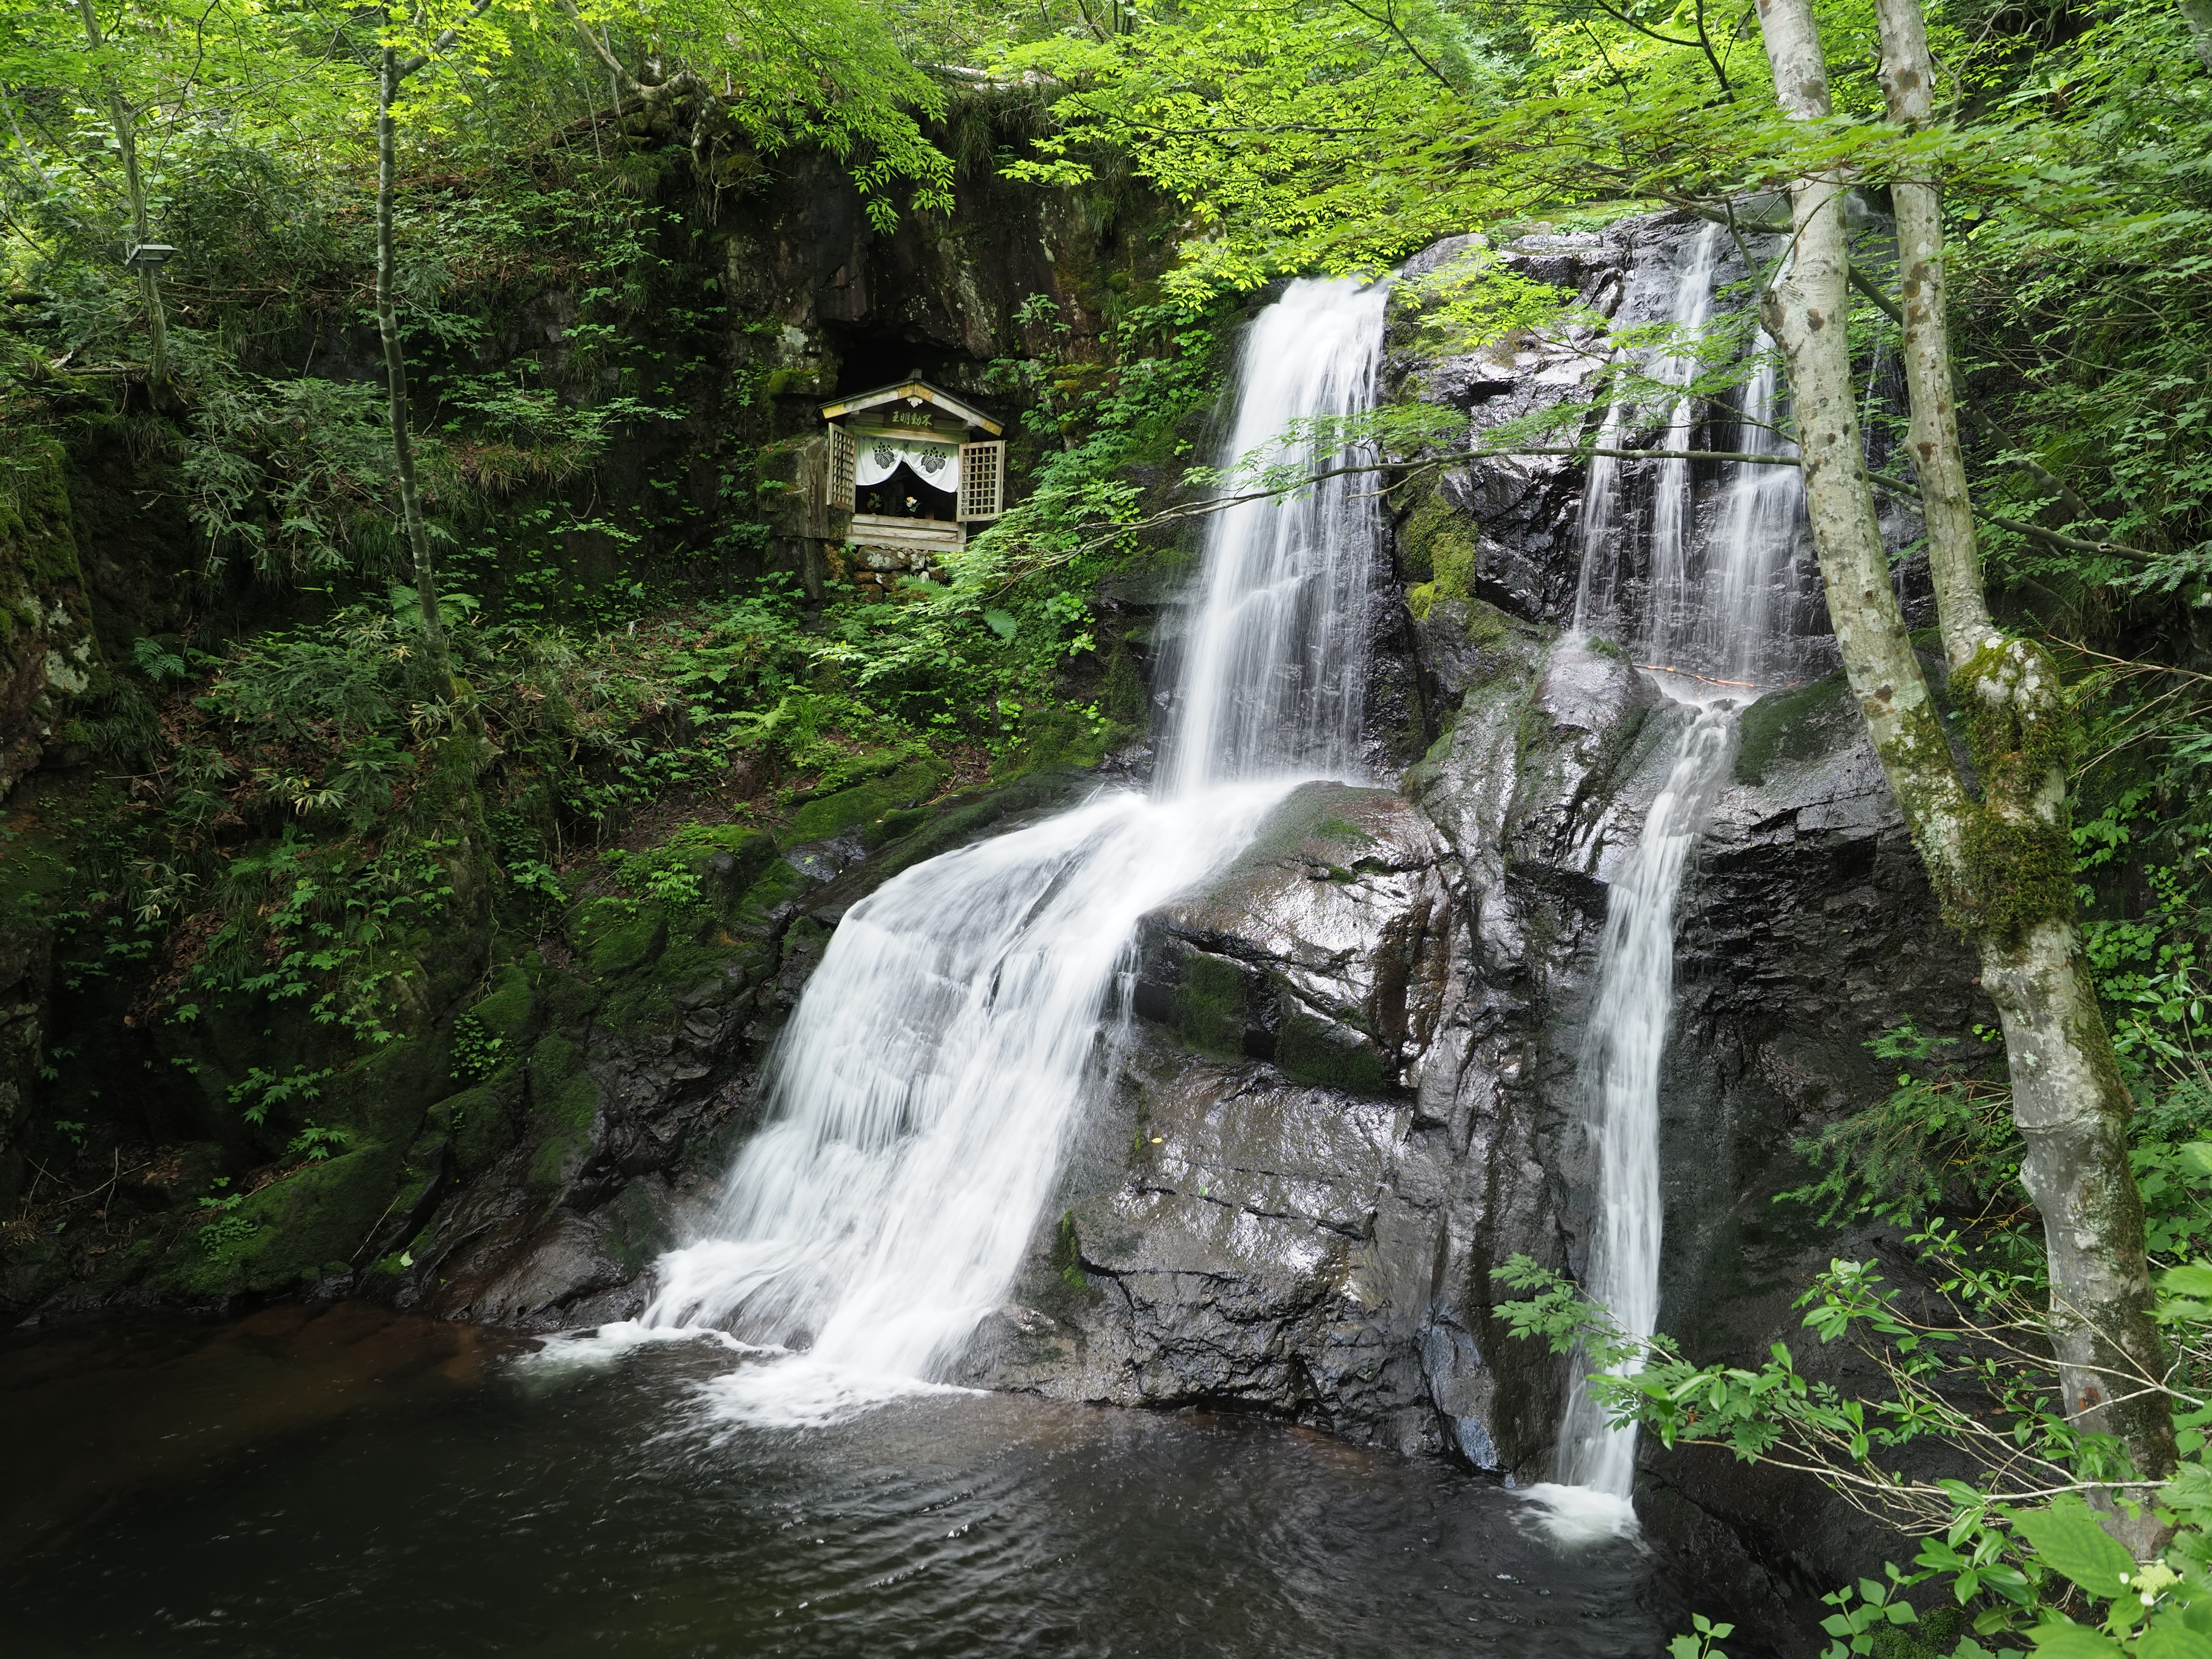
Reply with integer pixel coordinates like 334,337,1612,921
568,276,1392,1425
1550,706,1738,1498
1572,223,1725,650
1538,228,1812,1524
1163,278,1385,793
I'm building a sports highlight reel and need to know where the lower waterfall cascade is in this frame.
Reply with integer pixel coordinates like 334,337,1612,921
1537,227,1816,1528
573,276,1395,1422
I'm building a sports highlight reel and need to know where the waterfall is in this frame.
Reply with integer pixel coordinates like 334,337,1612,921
1572,224,1726,646
587,277,1391,1425
1551,708,1738,1500
1541,231,1811,1525
639,782,1294,1425
1690,349,1811,690
1162,279,1386,793
1639,226,1726,665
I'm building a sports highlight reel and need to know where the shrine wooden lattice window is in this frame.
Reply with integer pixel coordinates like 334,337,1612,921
827,425,858,511
957,441,1004,522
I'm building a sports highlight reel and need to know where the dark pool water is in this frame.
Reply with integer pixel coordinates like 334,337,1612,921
1,1305,1675,1657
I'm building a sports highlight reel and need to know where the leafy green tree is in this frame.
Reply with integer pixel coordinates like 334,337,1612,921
550,0,955,228
1750,0,2176,1541
67,0,169,392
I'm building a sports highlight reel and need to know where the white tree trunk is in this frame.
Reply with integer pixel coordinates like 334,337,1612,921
375,36,452,691
1871,0,1992,670
1760,0,2175,1551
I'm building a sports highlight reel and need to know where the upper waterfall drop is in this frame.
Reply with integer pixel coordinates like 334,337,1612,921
577,276,1393,1425
1160,276,1390,797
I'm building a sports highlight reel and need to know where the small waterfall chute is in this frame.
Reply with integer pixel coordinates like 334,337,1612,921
1530,225,1816,1536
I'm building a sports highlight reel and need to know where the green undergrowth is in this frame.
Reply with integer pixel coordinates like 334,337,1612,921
0,530,1164,1307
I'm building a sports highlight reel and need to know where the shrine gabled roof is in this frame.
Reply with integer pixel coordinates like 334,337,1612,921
818,379,1003,437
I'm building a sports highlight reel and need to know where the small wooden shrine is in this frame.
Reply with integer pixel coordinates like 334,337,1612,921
818,380,1005,560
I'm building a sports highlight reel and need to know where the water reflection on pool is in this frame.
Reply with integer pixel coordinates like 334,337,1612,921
2,1305,1675,1657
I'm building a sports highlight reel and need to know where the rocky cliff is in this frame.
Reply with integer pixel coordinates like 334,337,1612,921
952,217,1982,1650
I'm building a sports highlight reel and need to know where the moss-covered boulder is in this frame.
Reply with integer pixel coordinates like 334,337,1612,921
0,434,102,800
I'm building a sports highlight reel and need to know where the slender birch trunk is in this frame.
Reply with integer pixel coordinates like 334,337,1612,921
1871,0,1988,670
76,0,171,398
375,31,452,693
1757,0,2176,1553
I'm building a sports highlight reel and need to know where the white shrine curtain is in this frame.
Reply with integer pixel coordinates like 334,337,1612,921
851,435,960,491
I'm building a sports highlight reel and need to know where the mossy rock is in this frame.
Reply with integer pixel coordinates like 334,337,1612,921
521,1034,600,1199
526,1077,602,1200
1097,542,1201,607
435,1082,519,1177
320,1033,450,1149
578,902,667,978
1274,1004,1389,1094
1001,704,1112,779
526,1032,586,1094
731,856,810,934
466,964,536,1044
1396,485,1481,600
1223,781,1400,876
1169,949,1252,1059
1735,669,1854,785
778,760,947,847
154,1142,402,1298
0,433,104,795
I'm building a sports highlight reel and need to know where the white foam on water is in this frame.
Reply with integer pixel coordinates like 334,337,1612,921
1516,1482,1645,1547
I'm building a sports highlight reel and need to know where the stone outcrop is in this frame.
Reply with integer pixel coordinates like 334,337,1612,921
0,436,101,803
944,216,1980,1650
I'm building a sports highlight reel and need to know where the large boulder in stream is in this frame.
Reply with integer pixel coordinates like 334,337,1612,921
958,784,1462,1447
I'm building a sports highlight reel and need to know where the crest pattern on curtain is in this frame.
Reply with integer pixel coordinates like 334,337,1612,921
852,436,961,490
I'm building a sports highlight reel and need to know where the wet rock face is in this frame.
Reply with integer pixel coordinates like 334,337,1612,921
958,218,1979,1648
960,786,1469,1449
964,1032,1438,1447
950,620,1971,1651
1131,783,1457,1094
1385,229,1627,626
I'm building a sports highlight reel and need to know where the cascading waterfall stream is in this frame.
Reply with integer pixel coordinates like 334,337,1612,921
573,277,1391,1425
1639,227,1726,664
1162,278,1384,793
1550,710,1739,1502
1572,224,1725,648
1540,236,1812,1529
